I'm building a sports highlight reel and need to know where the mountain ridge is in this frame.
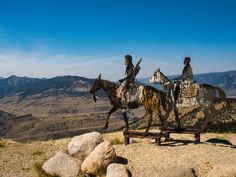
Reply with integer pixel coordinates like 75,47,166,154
0,75,94,97
0,70,235,97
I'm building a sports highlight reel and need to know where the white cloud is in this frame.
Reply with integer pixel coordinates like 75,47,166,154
0,49,235,81
0,50,125,80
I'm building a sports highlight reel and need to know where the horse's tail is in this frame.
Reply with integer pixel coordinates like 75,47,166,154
215,86,227,107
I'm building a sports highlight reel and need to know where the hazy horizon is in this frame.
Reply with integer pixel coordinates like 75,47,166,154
1,69,235,81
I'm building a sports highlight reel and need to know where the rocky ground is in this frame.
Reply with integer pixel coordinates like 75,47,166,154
0,131,236,177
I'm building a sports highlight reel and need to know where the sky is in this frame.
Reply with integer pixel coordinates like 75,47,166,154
0,0,236,80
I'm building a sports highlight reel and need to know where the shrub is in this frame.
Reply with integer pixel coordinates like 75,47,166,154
0,139,6,148
31,149,44,156
110,138,123,145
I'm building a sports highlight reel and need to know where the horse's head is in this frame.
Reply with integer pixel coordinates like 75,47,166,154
150,68,171,89
149,67,163,84
89,74,102,102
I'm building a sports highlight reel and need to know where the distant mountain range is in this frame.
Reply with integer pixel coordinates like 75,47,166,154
193,71,236,96
0,75,94,98
140,70,236,97
0,70,235,98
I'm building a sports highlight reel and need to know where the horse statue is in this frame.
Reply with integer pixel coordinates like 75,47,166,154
89,74,172,134
149,68,227,133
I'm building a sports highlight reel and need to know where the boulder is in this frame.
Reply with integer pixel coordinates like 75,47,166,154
42,151,80,177
81,140,116,175
160,166,195,177
106,163,130,177
68,132,103,160
207,164,236,177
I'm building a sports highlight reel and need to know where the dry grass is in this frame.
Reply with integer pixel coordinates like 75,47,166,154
34,161,104,177
0,139,6,148
76,173,90,177
77,172,105,177
0,132,236,177
33,162,59,177
110,137,123,145
31,149,44,156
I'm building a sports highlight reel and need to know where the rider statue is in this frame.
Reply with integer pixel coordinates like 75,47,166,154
117,55,140,108
174,56,193,103
181,56,193,82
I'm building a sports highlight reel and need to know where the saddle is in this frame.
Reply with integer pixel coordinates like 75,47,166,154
126,82,140,102
174,80,199,108
181,81,199,98
116,81,140,102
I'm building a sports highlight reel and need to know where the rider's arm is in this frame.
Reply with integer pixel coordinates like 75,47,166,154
120,68,134,82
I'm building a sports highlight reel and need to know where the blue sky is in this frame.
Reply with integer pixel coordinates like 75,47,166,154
0,0,235,80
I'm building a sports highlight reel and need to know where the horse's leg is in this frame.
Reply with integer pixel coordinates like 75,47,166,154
159,114,165,132
160,105,172,131
144,109,153,135
199,105,218,134
122,110,129,133
173,106,180,126
173,104,186,132
105,106,118,129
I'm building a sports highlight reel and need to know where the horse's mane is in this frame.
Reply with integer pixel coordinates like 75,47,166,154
160,71,170,83
101,79,116,85
99,78,117,90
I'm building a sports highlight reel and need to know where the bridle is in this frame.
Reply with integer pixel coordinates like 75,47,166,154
90,80,102,102
90,80,115,102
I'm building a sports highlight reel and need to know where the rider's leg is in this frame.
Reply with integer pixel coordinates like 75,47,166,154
117,81,126,108
121,84,129,108
117,81,126,99
174,84,180,103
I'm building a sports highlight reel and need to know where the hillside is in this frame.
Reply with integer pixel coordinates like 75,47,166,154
0,97,235,142
0,110,38,137
0,132,236,177
0,97,128,141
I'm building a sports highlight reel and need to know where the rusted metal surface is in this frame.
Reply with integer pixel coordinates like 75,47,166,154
123,128,201,146
123,130,165,146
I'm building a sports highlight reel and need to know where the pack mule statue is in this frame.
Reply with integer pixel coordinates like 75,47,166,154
149,68,227,134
